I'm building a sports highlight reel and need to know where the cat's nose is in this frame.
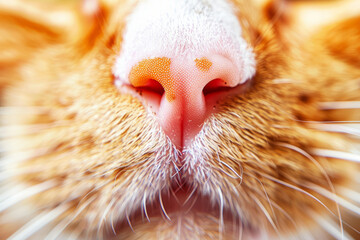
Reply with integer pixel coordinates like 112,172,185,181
127,55,243,148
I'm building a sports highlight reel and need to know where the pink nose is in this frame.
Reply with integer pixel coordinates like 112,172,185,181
129,55,242,148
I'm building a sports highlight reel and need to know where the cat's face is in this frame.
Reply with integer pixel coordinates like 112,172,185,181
0,0,359,239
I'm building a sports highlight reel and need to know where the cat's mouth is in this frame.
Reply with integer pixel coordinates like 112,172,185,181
106,182,264,239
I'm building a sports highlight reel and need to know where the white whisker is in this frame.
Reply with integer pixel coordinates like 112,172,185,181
183,186,197,206
238,222,243,240
306,184,360,216
311,149,360,163
185,192,199,215
314,214,354,240
0,181,56,213
319,101,360,110
125,209,135,233
259,173,336,216
309,123,360,137
338,187,360,204
143,192,150,222
0,148,52,166
0,106,49,115
218,158,243,182
297,120,360,124
8,204,70,240
217,187,224,239
0,121,71,138
271,78,300,84
276,142,344,237
110,204,117,236
0,171,18,182
245,172,278,226
98,198,116,237
252,196,279,236
177,215,183,239
159,191,171,221
45,197,94,240
268,200,298,230
67,227,84,240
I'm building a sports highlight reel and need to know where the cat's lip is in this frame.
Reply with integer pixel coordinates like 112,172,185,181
108,183,264,239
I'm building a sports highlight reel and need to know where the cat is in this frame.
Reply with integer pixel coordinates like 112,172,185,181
0,0,359,239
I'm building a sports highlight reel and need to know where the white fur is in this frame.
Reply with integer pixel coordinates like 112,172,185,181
113,0,256,84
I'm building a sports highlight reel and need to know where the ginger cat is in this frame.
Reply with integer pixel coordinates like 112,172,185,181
0,0,359,239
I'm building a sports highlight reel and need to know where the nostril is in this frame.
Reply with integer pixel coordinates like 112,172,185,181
134,79,165,96
128,57,174,101
203,78,232,96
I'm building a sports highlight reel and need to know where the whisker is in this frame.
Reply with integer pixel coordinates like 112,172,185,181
142,192,150,222
217,156,243,182
0,184,22,202
76,180,110,211
170,185,182,205
0,181,56,213
0,171,17,182
8,204,70,240
126,209,135,233
97,198,116,238
184,192,199,215
238,221,243,240
0,121,72,138
45,196,95,240
267,200,298,231
252,196,280,236
271,78,300,84
214,165,241,180
245,172,278,226
319,101,360,110
305,184,360,216
296,120,360,124
314,214,354,240
309,123,360,137
237,178,294,236
0,164,48,177
110,203,117,236
311,149,360,163
67,225,84,240
183,186,197,206
259,173,336,216
217,187,224,239
0,148,55,166
292,118,360,126
276,142,344,237
337,187,360,204
177,215,183,239
159,191,171,221
0,106,49,115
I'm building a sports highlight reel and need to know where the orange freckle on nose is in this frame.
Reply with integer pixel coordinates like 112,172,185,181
195,57,212,72
129,57,176,101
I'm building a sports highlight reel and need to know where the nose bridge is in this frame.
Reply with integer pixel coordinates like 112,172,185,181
113,0,256,86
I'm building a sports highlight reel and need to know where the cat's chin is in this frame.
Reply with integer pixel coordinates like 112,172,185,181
106,183,265,240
